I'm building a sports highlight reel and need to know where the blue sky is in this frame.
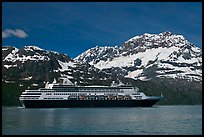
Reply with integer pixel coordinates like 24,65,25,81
2,2,202,58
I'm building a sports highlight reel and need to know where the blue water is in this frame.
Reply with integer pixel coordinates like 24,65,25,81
2,105,202,135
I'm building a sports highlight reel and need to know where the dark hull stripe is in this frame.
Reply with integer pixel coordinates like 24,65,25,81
20,99,161,108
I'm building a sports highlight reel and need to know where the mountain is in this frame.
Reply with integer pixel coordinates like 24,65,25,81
2,31,202,106
2,45,111,86
75,31,202,82
2,45,74,83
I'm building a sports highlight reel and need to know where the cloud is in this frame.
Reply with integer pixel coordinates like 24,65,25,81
2,29,28,38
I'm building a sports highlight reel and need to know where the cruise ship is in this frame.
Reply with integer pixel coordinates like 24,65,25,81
19,77,163,108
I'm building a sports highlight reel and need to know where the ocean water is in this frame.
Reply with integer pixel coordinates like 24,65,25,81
2,105,202,135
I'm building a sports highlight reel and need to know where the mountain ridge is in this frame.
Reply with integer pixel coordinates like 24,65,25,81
74,31,202,82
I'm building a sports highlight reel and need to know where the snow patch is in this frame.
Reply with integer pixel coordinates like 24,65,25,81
22,76,32,80
4,64,17,69
57,60,76,72
24,46,44,51
94,46,179,70
125,69,143,78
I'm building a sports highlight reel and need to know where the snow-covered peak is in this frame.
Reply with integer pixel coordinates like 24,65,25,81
2,45,16,51
24,45,44,51
127,31,172,42
2,45,72,64
125,31,190,49
74,31,202,82
75,45,120,64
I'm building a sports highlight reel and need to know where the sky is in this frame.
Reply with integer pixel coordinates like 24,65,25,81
2,2,202,58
